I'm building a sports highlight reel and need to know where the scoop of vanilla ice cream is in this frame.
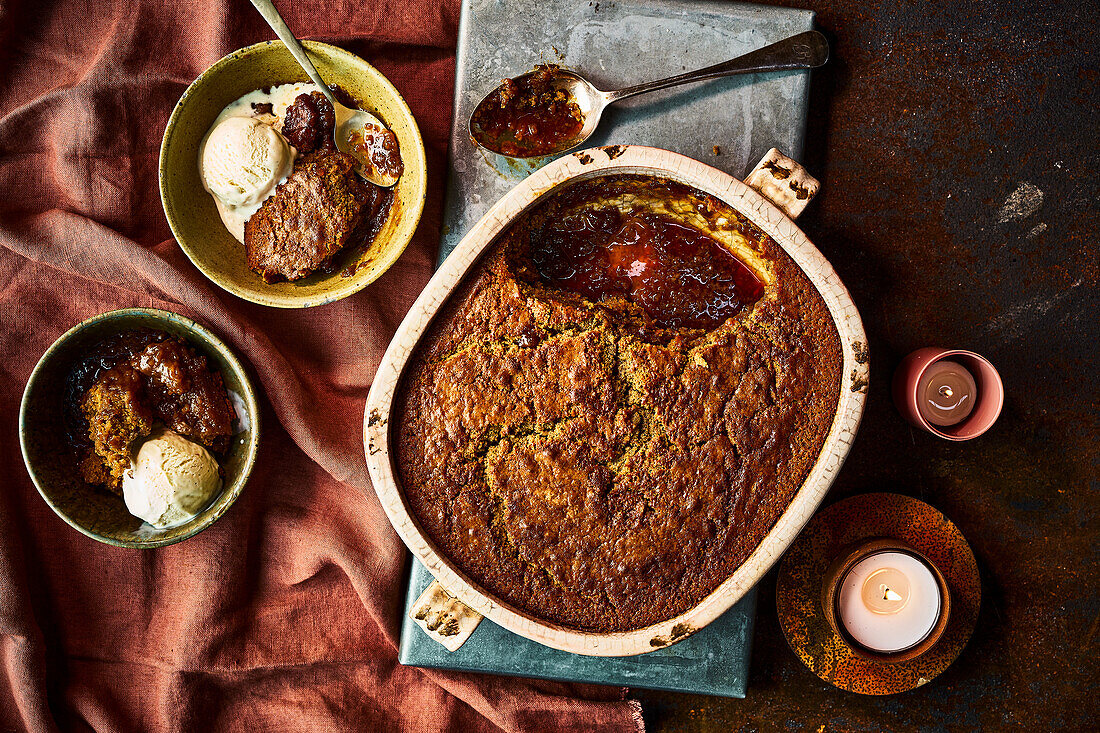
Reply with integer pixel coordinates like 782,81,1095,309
200,116,292,207
123,428,222,528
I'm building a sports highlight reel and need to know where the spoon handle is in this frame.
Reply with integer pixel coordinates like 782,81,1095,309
604,30,829,103
247,0,338,105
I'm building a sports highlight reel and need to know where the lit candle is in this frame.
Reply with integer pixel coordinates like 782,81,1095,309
918,360,977,427
837,551,943,653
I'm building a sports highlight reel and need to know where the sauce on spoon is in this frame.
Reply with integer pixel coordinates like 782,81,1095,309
470,65,585,157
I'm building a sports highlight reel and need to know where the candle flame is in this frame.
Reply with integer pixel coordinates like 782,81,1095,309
882,585,903,602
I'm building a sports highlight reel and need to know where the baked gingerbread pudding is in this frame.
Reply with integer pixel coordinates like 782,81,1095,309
395,174,842,632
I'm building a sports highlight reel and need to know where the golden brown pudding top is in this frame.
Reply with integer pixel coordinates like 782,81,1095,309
395,174,842,632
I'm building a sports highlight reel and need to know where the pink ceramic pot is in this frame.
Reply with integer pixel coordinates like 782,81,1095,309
892,348,1004,441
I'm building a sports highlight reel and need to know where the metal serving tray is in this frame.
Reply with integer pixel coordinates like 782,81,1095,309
390,0,828,698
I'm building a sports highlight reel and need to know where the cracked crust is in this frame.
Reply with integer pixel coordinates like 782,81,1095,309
394,175,842,632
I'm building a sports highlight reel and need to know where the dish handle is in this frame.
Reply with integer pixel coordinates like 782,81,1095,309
410,579,483,651
744,148,820,220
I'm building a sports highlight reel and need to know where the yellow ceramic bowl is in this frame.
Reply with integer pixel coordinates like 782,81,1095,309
159,40,427,308
19,308,261,548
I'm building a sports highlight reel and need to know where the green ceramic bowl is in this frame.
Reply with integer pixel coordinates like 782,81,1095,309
159,40,427,308
19,308,261,548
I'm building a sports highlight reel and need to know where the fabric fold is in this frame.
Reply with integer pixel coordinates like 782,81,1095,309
0,1,641,730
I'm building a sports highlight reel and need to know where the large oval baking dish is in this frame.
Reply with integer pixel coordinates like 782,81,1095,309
365,146,868,656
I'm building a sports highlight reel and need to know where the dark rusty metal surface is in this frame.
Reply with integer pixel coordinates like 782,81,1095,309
637,0,1100,729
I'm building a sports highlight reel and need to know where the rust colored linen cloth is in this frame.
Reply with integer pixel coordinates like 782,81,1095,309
0,1,644,731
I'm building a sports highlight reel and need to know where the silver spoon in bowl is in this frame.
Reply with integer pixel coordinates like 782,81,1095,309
470,30,829,159
248,0,401,187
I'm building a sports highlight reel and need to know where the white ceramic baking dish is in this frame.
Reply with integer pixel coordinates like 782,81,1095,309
364,146,868,656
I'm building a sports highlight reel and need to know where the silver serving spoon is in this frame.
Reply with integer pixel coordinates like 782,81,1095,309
248,0,401,187
471,30,829,159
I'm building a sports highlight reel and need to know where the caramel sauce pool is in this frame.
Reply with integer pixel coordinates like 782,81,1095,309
530,205,764,329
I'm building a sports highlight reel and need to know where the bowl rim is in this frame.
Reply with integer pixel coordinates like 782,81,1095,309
19,307,262,548
364,145,869,656
159,39,428,308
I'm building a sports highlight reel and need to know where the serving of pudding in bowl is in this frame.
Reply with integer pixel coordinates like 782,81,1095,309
20,308,260,548
71,328,237,528
198,83,400,283
160,40,427,308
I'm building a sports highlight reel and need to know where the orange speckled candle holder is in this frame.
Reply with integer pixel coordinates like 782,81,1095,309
777,493,980,695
